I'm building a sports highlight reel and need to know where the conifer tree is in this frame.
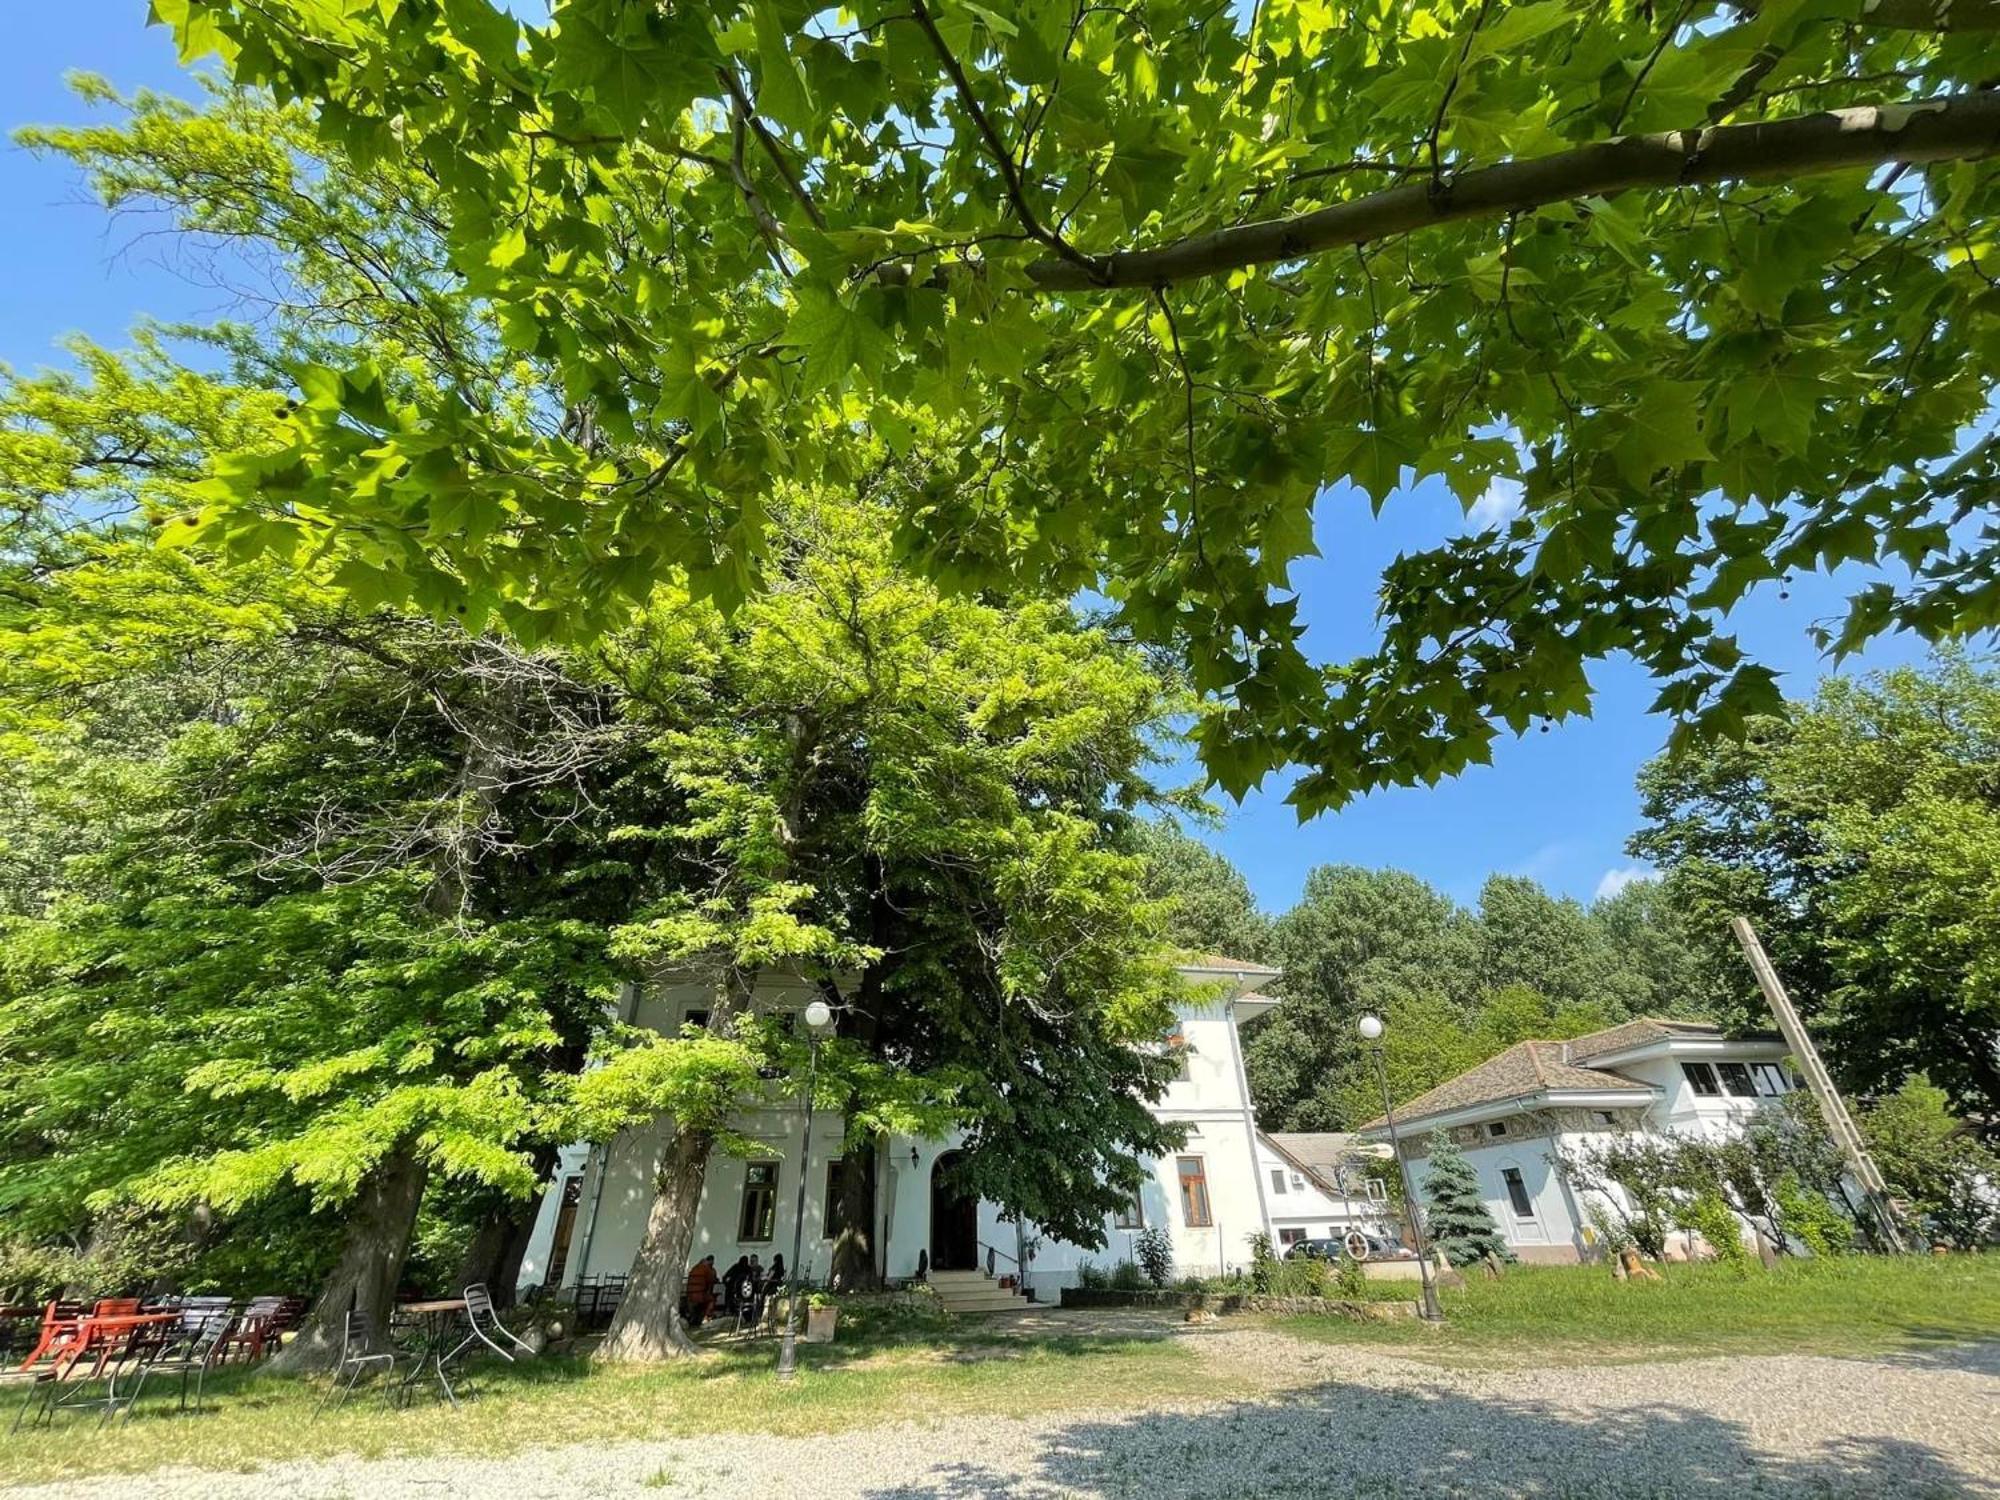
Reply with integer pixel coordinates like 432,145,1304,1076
1420,1131,1514,1269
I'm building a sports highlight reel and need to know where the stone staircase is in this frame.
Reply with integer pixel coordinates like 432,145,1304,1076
929,1268,1034,1315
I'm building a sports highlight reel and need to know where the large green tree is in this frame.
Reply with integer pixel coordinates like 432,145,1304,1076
145,0,2000,812
1634,653,2000,1132
570,489,1188,1361
1243,862,1687,1129
1132,821,1270,962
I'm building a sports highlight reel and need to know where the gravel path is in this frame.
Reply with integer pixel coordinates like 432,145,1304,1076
13,1324,1999,1499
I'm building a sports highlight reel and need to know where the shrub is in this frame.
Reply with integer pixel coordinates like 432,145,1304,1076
1333,1253,1368,1299
1075,1260,1109,1291
1684,1193,1753,1275
1175,1273,1207,1294
1133,1226,1173,1288
1247,1232,1278,1294
1108,1259,1146,1291
1773,1174,1855,1257
1273,1255,1330,1298
1583,1199,1634,1258
0,1239,83,1304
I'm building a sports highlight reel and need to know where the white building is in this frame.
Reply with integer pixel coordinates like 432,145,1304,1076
1257,1132,1396,1251
516,955,1284,1303
1356,1019,1795,1264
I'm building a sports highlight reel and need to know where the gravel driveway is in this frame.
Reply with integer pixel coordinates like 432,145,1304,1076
13,1324,1998,1499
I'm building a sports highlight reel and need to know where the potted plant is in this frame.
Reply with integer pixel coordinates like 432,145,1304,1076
804,1291,839,1343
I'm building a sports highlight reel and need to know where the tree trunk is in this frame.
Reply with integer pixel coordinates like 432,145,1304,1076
829,1142,880,1291
594,967,753,1363
593,1124,713,1362
269,1148,428,1373
453,1195,518,1298
489,1196,544,1310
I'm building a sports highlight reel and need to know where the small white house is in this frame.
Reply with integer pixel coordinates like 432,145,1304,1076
1256,1132,1396,1251
1356,1019,1795,1263
515,955,1285,1304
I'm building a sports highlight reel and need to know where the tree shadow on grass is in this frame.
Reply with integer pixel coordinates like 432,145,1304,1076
861,1378,1997,1499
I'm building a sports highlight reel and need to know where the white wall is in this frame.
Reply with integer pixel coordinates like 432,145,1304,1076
518,977,1281,1299
1255,1138,1394,1248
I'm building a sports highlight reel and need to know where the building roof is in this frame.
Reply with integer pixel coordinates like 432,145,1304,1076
1563,1016,1772,1062
1357,1038,1651,1132
1264,1132,1368,1191
1180,953,1282,977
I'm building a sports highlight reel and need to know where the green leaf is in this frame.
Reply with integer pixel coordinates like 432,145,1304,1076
1612,381,1712,488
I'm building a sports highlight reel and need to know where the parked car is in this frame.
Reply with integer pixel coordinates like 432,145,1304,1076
1284,1233,1415,1262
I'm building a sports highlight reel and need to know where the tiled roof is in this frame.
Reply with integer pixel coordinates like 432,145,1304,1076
1564,1017,1747,1062
1265,1132,1369,1191
1180,953,1282,976
1358,1039,1650,1132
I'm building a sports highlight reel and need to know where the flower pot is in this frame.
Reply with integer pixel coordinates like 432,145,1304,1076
804,1306,838,1343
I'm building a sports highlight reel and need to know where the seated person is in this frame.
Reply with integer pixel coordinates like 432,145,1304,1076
683,1254,719,1327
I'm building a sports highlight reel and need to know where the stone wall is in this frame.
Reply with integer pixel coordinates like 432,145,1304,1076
1059,1287,1420,1321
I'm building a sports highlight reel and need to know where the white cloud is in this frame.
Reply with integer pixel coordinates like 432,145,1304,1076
1594,866,1653,901
1466,477,1525,532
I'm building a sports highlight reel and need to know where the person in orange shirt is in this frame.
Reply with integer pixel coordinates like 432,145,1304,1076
683,1255,719,1327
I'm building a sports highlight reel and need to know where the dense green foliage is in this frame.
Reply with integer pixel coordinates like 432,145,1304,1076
1420,1131,1513,1268
1632,654,2000,1131
1241,865,1699,1130
0,84,1189,1352
1558,1093,1869,1257
140,0,2000,814
1862,1076,2000,1247
1132,821,1270,962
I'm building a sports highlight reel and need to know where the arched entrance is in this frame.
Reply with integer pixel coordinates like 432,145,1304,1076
928,1150,980,1271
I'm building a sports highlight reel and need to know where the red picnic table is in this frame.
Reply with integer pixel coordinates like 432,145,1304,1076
40,1312,179,1379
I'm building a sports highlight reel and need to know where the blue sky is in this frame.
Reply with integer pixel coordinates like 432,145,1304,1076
2,4,1940,917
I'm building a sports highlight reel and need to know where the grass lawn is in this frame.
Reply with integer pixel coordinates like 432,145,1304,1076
0,1323,1241,1490
1282,1252,2000,1367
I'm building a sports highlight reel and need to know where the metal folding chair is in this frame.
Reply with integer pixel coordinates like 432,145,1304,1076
447,1284,534,1364
311,1309,399,1419
122,1304,233,1420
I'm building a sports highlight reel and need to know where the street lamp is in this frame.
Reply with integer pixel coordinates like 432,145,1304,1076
777,998,834,1378
1357,1012,1444,1322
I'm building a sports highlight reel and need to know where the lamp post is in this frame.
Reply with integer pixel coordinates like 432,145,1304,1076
1358,1013,1443,1323
777,998,834,1378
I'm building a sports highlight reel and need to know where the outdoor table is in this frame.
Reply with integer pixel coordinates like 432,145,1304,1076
395,1299,471,1408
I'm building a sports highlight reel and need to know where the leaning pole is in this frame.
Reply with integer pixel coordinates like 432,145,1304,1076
1729,916,1908,1254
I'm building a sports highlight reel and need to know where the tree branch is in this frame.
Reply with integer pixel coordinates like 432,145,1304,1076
1023,95,2000,292
906,0,1107,280
715,67,827,231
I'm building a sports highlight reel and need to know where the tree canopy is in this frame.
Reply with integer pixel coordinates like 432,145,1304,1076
1238,862,1698,1130
143,0,2000,812
1632,652,2000,1133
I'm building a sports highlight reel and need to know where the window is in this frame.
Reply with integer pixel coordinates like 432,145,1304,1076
1177,1156,1213,1228
1681,1061,1721,1097
1277,1227,1306,1247
1365,1178,1388,1202
1166,1031,1193,1083
1716,1062,1758,1098
1290,1172,1306,1191
684,1008,711,1033
738,1161,778,1241
1269,1168,1288,1196
1486,1121,1507,1138
1501,1167,1534,1219
1113,1189,1145,1229
1752,1063,1789,1097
